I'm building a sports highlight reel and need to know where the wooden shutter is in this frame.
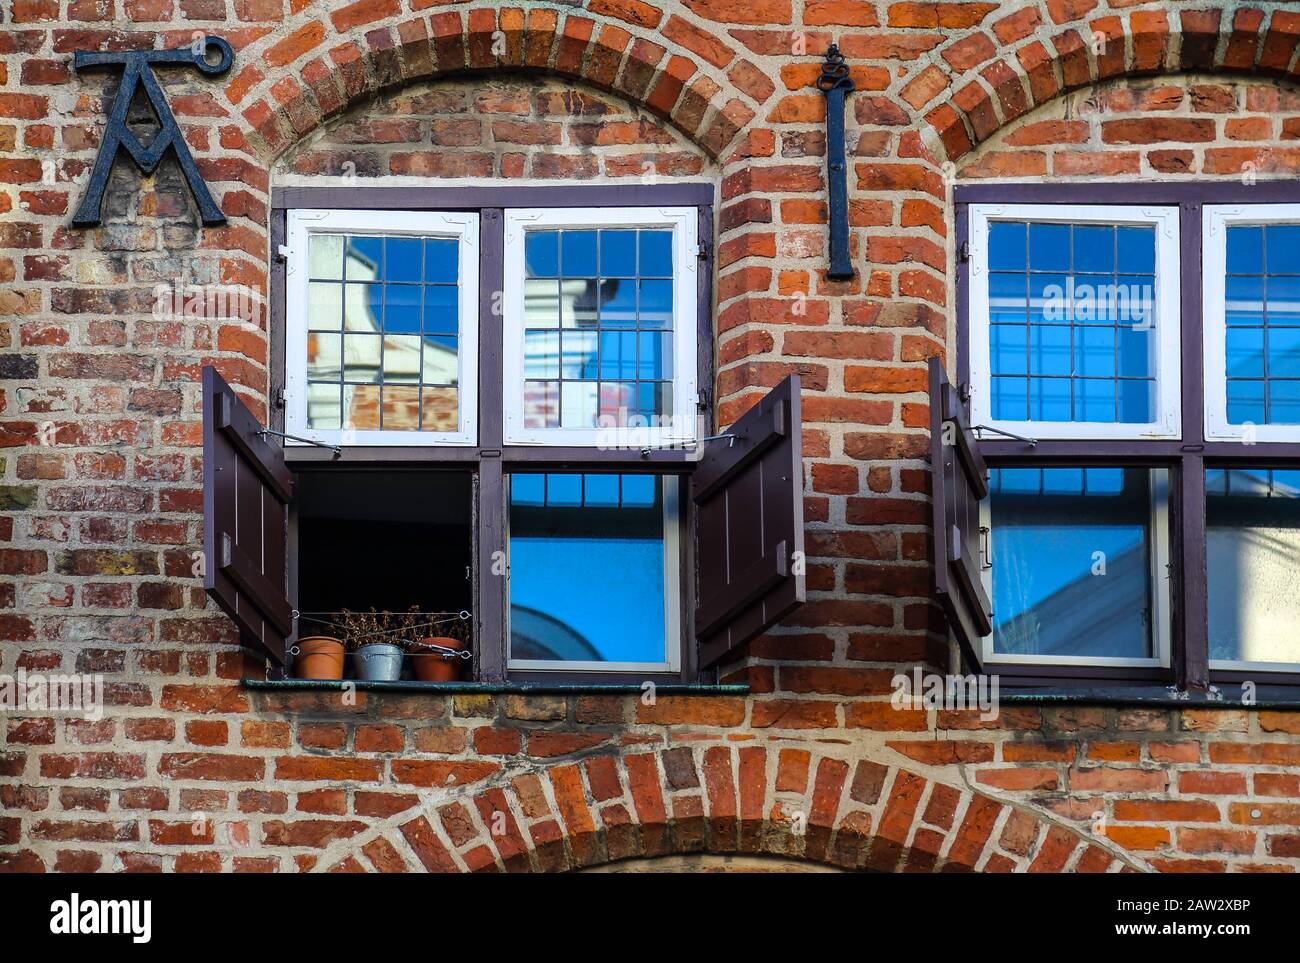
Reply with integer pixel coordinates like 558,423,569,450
693,375,805,669
928,358,992,667
202,365,292,665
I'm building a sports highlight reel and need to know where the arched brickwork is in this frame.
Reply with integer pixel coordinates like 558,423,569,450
897,4,1300,163
226,5,766,165
303,746,1133,874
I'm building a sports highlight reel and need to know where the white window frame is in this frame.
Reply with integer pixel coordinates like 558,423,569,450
505,476,682,674
502,207,698,448
968,203,1182,441
284,209,479,447
978,470,1173,669
1203,203,1300,443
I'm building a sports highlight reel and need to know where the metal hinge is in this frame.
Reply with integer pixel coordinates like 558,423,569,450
698,243,709,261
276,244,291,262
959,241,970,262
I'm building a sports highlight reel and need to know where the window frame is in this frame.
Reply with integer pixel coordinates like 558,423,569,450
501,206,699,448
504,473,684,674
956,182,1300,692
269,184,716,683
284,208,481,447
1203,202,1300,443
967,202,1182,441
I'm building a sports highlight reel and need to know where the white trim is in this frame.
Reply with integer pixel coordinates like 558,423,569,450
284,209,479,447
968,203,1182,441
978,469,1172,669
502,207,698,448
1203,203,1300,443
506,476,682,673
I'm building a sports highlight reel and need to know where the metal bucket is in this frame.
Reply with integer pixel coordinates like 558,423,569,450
355,642,404,681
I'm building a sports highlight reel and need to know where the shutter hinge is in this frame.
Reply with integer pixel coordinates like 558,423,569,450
959,240,970,262
697,243,709,262
276,244,291,262
275,388,286,409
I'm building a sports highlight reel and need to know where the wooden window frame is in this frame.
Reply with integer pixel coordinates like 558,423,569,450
955,182,1300,693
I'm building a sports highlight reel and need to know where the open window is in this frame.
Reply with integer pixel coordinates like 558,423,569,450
204,364,805,681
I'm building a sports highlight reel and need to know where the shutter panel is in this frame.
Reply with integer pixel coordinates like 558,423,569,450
202,365,292,665
928,358,992,666
694,375,805,669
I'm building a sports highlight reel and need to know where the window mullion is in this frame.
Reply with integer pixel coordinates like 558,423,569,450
1175,454,1210,690
475,210,507,683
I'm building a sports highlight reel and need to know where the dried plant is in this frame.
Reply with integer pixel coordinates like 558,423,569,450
338,606,434,651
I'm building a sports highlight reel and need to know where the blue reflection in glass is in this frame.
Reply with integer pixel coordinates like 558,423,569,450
424,238,458,283
423,285,457,334
1268,327,1300,377
1268,275,1300,326
991,376,1028,420
1266,225,1300,274
601,230,637,277
988,222,1026,271
1226,226,1263,275
990,324,1028,376
1118,327,1152,378
1268,380,1300,423
509,473,667,665
988,466,1154,659
1073,225,1114,274
1227,380,1265,424
1029,223,1069,271
1225,274,1264,326
386,237,421,282
1028,377,1070,421
639,231,673,277
1077,326,1115,378
1028,325,1069,377
526,231,559,278
1116,226,1156,274
383,284,420,333
1119,379,1153,422
561,231,598,278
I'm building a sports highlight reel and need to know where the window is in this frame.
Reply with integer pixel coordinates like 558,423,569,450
1204,204,1300,442
943,184,1300,692
507,473,681,672
503,208,698,447
968,204,1181,440
206,185,805,685
285,210,479,446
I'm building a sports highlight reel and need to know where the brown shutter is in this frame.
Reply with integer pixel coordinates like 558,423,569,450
694,375,805,669
928,358,992,666
202,365,292,665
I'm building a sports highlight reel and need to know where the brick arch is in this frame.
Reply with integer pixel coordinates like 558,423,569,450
307,747,1135,873
226,4,760,165
908,3,1300,163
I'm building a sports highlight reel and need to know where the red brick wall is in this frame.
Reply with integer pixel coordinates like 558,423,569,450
3,0,1300,874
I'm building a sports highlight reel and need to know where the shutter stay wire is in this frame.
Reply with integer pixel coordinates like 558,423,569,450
971,424,1038,447
638,431,736,458
257,427,341,455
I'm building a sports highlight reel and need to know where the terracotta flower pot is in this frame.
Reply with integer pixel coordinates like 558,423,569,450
295,636,345,680
412,636,464,682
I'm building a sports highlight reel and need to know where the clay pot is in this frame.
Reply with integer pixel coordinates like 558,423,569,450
295,636,345,680
411,636,465,682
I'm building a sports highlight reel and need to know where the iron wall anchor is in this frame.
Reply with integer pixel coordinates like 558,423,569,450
71,36,234,228
816,43,856,280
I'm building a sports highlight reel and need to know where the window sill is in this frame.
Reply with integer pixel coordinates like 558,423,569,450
242,678,749,696
1000,685,1300,709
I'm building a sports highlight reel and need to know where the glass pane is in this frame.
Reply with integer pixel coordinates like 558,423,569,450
382,335,421,383
1028,223,1069,271
1267,225,1300,272
420,386,458,432
382,384,420,430
1224,223,1300,424
424,238,457,283
383,284,420,334
1268,327,1300,377
560,331,598,379
987,221,1026,272
1073,225,1114,274
423,285,457,335
601,230,637,277
600,330,637,380
306,333,340,381
988,219,1158,425
561,381,598,428
1226,225,1263,275
523,381,559,429
1227,380,1265,424
308,234,344,279
991,376,1027,421
1268,275,1300,326
509,473,670,665
1268,380,1300,423
301,230,466,434
639,230,673,277
561,230,598,278
600,278,637,327
639,331,672,380
638,279,673,329
306,382,340,430
385,237,421,282
525,231,559,278
307,282,343,330
523,279,559,329
1207,468,1300,665
988,466,1160,660
524,330,560,380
